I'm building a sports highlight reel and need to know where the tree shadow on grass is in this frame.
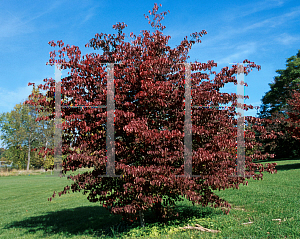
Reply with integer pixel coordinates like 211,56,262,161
278,157,299,161
253,158,300,171
4,201,217,238
4,206,122,238
255,156,300,162
274,163,300,171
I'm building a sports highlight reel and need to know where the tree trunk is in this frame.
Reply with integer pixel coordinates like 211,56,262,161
44,140,48,161
27,141,31,171
139,210,145,227
152,202,164,221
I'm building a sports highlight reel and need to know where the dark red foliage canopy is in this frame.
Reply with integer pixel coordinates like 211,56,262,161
25,3,278,223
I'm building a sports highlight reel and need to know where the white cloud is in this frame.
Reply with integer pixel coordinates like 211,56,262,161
276,33,300,45
226,0,286,21
208,6,300,46
244,7,300,31
0,11,35,38
80,7,96,25
0,85,33,114
216,42,258,65
0,77,49,115
0,2,61,39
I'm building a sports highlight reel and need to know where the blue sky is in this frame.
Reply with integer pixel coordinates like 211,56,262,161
0,0,300,148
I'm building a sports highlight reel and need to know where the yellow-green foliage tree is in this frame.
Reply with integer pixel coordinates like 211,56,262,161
0,87,55,170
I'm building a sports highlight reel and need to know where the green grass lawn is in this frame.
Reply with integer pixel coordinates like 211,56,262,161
0,159,299,238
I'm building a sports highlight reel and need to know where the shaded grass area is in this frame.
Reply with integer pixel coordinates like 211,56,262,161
0,159,299,238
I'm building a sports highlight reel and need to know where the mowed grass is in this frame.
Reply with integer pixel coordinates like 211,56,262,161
0,159,299,238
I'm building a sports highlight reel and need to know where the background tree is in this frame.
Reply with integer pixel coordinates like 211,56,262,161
1,105,26,168
258,50,300,159
0,147,11,168
283,90,300,141
259,50,300,118
26,83,79,170
0,88,55,170
25,84,57,169
0,103,37,170
25,3,278,225
8,145,28,169
0,147,6,160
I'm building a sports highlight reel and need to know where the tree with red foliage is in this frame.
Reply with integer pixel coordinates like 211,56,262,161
24,3,278,226
283,90,300,141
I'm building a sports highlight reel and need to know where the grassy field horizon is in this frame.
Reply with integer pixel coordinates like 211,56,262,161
0,158,299,238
